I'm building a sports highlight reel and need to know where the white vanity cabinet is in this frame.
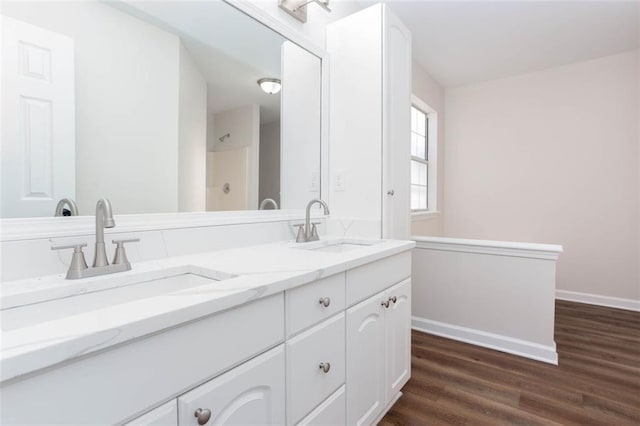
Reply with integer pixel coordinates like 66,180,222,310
345,253,412,425
177,346,285,426
126,400,178,426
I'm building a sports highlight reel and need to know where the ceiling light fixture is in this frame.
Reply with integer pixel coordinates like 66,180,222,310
257,78,281,94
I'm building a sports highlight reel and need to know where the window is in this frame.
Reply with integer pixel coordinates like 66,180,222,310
411,105,429,211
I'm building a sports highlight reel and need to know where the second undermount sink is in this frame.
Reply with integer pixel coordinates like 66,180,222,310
295,239,385,253
1,267,236,332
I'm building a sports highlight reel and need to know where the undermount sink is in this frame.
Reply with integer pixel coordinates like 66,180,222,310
1,268,236,332
295,239,384,253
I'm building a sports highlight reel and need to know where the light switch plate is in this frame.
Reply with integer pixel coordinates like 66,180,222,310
334,172,345,192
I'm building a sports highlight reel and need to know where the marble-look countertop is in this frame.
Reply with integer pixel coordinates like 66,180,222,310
0,237,414,382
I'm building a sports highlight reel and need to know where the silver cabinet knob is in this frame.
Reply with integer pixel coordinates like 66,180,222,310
388,296,397,304
319,297,331,307
381,300,390,308
387,189,395,196
194,408,212,425
319,362,331,373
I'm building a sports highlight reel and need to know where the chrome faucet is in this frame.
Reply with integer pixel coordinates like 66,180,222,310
54,198,79,216
51,198,139,279
93,198,115,267
259,198,279,210
294,198,330,243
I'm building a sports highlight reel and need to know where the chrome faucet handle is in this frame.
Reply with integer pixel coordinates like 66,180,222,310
111,238,140,265
293,224,306,243
309,222,321,242
51,243,89,279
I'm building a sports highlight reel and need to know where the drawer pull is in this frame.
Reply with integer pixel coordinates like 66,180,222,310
318,297,331,307
381,299,390,308
194,408,212,425
319,362,331,373
388,296,397,304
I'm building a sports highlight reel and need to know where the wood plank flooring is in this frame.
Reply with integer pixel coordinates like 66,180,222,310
380,300,640,425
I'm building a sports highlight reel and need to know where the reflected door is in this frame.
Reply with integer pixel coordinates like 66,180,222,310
1,16,76,218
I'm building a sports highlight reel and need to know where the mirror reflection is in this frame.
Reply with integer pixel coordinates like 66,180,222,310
1,0,321,218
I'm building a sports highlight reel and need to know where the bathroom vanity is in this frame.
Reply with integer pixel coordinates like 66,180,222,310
0,238,414,425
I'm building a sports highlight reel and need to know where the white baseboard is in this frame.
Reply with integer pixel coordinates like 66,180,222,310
556,290,640,312
412,317,558,365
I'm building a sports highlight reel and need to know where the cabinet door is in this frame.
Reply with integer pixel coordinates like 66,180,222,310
385,279,412,404
126,400,177,426
177,346,285,426
346,292,386,426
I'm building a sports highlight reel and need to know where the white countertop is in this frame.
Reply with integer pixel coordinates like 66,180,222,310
0,237,414,382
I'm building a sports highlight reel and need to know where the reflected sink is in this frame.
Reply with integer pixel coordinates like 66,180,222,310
295,239,384,253
2,269,235,331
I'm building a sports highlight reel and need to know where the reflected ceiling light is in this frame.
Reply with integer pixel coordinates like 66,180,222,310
257,78,281,94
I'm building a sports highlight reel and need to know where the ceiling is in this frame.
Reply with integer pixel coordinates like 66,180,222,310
377,1,640,87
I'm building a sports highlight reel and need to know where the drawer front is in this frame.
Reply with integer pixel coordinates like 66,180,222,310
286,273,345,337
0,294,284,425
346,251,411,306
125,400,177,426
286,313,346,425
177,346,285,426
297,385,345,426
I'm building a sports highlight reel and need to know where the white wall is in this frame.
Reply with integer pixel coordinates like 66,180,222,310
178,44,207,212
444,50,640,303
2,2,182,215
280,41,321,209
259,122,281,206
411,60,446,237
210,105,260,209
412,237,561,364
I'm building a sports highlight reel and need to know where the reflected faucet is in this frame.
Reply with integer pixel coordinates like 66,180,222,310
295,198,330,243
54,198,79,216
259,198,279,210
93,198,115,267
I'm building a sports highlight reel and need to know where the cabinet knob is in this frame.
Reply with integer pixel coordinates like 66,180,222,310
194,408,212,425
388,296,397,304
319,362,331,373
381,300,390,308
319,296,331,307
387,189,395,196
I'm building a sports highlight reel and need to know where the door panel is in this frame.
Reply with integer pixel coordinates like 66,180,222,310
177,346,285,426
346,292,386,426
385,279,412,403
1,16,75,218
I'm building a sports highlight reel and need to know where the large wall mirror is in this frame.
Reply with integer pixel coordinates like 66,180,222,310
1,0,322,218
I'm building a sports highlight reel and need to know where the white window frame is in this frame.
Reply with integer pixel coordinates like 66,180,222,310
411,95,438,218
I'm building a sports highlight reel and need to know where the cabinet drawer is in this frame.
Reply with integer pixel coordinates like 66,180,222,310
125,400,177,426
346,251,411,306
286,313,345,425
297,385,345,426
177,346,285,426
286,273,345,337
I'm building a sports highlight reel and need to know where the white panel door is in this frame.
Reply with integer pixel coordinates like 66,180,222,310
177,346,285,426
384,279,412,404
381,7,412,239
1,16,75,218
346,291,386,426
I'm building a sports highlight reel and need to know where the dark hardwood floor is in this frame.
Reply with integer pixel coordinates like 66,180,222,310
380,300,640,425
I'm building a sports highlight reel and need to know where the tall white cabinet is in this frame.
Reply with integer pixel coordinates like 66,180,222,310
327,4,412,240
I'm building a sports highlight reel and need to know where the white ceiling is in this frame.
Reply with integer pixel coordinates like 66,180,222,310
379,1,640,87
